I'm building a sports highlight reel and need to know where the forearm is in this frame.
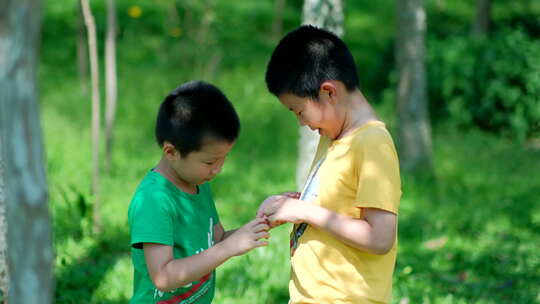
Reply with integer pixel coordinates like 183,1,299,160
155,242,232,291
221,229,237,241
302,204,392,254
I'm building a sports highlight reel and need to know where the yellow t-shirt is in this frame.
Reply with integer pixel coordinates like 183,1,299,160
289,121,401,304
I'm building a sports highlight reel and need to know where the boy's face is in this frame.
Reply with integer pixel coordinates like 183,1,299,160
169,138,235,186
279,92,342,140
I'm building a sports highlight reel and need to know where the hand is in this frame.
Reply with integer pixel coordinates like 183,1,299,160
263,197,307,226
281,191,301,199
222,218,269,256
256,195,284,218
256,191,300,219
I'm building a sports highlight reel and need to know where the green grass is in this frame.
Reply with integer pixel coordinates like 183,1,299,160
42,60,540,303
39,0,540,303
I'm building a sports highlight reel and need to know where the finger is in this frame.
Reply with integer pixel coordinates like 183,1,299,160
268,215,286,224
274,220,285,226
262,205,277,216
256,206,267,217
253,223,269,232
255,231,270,239
282,191,300,199
253,217,268,224
269,220,284,228
247,217,264,228
255,239,269,247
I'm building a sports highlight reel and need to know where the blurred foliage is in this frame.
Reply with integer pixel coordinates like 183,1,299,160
375,0,540,141
38,0,540,303
428,29,540,140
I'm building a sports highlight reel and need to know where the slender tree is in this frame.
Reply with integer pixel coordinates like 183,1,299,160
80,0,102,232
0,0,54,302
77,0,88,94
105,0,118,172
297,0,344,189
395,0,432,172
0,156,6,301
272,0,286,41
472,0,491,37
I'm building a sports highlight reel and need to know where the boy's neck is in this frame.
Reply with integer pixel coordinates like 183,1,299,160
337,90,379,139
154,158,198,194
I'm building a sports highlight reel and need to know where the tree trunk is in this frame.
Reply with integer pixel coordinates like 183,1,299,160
297,0,344,189
302,0,344,37
105,0,118,172
271,0,286,41
0,0,54,302
77,0,88,94
0,156,7,302
395,0,432,172
472,0,491,37
80,0,102,232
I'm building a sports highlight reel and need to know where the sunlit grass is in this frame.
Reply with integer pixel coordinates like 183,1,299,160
39,1,540,303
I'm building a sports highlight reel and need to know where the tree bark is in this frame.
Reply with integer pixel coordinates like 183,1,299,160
80,0,102,232
395,0,432,172
272,0,286,41
297,0,344,189
105,0,118,172
0,0,54,302
302,0,344,37
77,0,88,94
0,156,7,302
472,0,491,37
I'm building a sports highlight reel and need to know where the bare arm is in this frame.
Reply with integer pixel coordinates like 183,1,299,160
264,197,396,255
213,223,237,242
144,218,269,291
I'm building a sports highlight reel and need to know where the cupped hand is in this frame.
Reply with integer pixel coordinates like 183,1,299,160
223,218,270,256
256,191,300,218
264,197,306,226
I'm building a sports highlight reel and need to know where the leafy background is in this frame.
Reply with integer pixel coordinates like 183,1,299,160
39,0,540,303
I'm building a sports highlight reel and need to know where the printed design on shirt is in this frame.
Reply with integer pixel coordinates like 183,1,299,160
154,217,215,304
156,272,212,304
290,157,324,256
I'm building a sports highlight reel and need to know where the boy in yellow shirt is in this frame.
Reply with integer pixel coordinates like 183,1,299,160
257,25,402,304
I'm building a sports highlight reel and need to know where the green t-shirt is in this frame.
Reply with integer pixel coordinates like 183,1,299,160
128,170,220,304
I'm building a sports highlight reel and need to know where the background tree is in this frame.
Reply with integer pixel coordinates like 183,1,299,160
395,0,432,172
472,0,491,37
271,0,286,41
297,0,344,189
80,0,102,232
0,0,54,302
0,156,6,301
77,1,88,94
105,0,118,172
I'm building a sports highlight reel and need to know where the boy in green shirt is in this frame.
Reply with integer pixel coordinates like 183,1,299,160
128,81,270,303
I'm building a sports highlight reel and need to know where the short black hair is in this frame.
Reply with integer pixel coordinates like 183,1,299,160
265,25,359,99
155,81,240,156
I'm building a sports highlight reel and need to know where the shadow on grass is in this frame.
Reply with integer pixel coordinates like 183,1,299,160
397,164,540,303
217,258,290,304
397,241,539,303
54,229,130,303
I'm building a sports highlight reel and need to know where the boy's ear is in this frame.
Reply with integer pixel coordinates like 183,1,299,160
163,141,180,160
319,81,338,103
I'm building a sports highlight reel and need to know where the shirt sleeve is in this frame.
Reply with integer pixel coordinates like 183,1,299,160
354,128,401,214
129,192,174,249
